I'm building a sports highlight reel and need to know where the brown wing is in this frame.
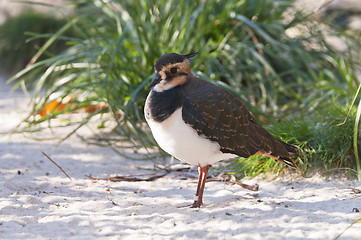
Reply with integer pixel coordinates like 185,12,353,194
182,84,296,166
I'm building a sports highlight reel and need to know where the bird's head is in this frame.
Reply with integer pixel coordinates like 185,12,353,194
148,52,197,91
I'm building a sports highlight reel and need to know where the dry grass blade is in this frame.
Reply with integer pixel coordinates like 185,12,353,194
41,151,72,180
228,181,260,191
209,173,259,191
85,172,169,182
334,217,361,240
346,187,361,194
337,82,361,126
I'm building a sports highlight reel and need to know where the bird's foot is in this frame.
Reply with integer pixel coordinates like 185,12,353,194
190,200,202,208
176,201,202,209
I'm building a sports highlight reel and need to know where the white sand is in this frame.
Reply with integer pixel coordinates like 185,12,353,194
0,76,360,240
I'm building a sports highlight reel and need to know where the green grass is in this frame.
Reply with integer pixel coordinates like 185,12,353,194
223,103,358,179
6,0,361,178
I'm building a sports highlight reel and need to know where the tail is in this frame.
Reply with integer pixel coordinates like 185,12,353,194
278,156,296,168
276,140,298,168
257,139,298,168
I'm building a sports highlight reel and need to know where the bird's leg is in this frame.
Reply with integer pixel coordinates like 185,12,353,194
191,164,209,208
194,164,202,197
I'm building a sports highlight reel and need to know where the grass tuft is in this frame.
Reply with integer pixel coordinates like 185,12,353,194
6,0,361,178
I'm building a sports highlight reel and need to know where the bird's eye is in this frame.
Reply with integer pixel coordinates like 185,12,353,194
170,67,177,73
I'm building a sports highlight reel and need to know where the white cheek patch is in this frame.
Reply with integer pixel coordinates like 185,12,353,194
153,80,175,92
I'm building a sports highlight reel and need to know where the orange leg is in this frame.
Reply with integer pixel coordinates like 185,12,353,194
191,164,210,208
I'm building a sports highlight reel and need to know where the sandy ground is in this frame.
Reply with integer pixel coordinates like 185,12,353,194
0,76,360,240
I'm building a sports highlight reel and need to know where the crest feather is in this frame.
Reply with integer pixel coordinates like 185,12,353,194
183,52,198,59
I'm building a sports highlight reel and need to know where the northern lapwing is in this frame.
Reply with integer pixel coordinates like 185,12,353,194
144,52,297,208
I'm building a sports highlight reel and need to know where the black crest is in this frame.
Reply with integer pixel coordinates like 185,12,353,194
154,52,198,72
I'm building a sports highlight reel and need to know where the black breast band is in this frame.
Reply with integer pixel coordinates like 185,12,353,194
148,86,185,122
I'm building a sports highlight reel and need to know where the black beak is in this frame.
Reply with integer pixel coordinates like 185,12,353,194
147,74,161,89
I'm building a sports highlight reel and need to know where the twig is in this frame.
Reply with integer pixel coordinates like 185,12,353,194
228,180,259,191
85,171,169,182
341,187,361,194
85,163,193,182
208,173,259,191
339,187,361,199
41,151,72,180
85,167,259,192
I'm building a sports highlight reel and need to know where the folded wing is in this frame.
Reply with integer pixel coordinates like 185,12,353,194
182,84,297,167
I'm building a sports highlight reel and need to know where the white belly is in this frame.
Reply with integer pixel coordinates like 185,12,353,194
146,108,236,166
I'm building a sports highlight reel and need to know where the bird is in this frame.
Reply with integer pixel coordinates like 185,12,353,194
144,52,298,208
